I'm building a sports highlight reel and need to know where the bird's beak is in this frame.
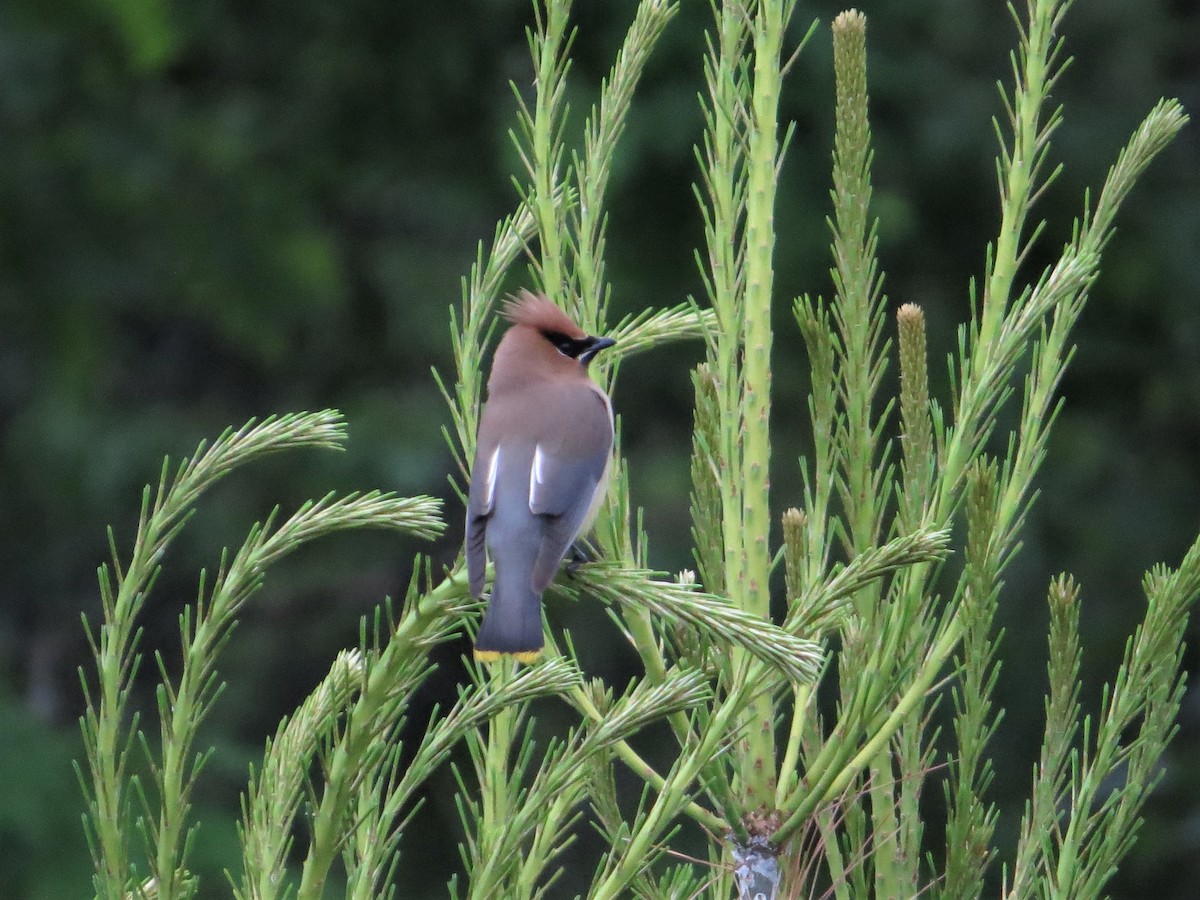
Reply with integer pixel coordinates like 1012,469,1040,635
579,335,616,365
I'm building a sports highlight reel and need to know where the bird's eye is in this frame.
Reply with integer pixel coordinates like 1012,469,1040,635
542,330,580,357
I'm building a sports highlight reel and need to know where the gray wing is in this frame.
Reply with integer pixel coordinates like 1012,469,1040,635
528,388,613,591
466,436,501,598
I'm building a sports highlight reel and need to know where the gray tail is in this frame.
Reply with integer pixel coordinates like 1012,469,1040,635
474,566,544,661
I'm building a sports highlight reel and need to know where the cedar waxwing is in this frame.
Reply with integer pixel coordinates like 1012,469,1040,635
466,291,616,663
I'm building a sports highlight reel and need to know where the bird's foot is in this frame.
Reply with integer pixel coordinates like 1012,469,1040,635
565,543,593,577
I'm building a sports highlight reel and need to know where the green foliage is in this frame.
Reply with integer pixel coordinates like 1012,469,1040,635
77,412,454,898
67,1,1197,898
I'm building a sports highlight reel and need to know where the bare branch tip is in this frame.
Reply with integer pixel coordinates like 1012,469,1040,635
832,9,867,34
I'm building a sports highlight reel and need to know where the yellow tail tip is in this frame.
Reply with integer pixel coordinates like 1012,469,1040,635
473,648,542,665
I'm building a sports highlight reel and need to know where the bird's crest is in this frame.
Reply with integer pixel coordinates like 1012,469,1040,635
502,290,586,338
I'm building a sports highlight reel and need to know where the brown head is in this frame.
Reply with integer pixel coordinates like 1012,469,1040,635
488,290,616,394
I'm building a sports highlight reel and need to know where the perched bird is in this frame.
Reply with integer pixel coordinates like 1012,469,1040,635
466,291,616,663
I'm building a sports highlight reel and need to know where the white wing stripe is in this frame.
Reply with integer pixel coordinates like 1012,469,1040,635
484,446,501,509
529,443,546,510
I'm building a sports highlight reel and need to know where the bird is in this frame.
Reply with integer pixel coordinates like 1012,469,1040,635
466,290,616,663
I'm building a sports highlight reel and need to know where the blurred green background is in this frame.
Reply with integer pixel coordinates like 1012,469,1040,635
1,0,1197,896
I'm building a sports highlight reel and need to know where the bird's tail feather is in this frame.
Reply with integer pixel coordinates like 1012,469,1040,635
474,567,544,663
